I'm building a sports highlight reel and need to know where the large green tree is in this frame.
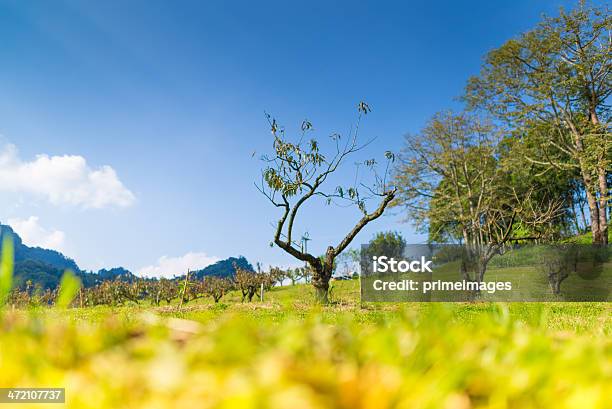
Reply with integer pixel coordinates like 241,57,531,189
465,1,611,244
393,112,563,282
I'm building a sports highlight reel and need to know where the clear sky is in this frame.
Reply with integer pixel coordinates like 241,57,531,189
0,0,587,276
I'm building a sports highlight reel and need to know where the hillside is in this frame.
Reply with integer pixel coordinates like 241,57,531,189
0,223,139,289
0,223,255,289
191,256,254,279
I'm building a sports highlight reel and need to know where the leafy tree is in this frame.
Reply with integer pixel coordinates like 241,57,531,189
363,231,406,260
393,112,563,283
258,102,396,303
465,1,611,244
496,127,579,240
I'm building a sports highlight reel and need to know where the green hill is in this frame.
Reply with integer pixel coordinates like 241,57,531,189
0,223,138,289
191,256,254,279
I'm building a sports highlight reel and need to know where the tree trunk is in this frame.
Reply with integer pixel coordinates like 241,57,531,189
474,248,494,292
570,196,581,234
310,251,334,304
475,261,486,284
597,168,609,245
589,96,608,244
548,275,559,295
575,128,605,244
311,265,333,303
247,288,256,302
584,183,603,244
460,260,471,281
313,278,329,304
578,192,588,233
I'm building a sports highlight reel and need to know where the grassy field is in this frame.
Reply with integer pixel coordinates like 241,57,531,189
0,279,610,409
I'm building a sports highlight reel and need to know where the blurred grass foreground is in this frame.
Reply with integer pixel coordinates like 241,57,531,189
0,240,610,409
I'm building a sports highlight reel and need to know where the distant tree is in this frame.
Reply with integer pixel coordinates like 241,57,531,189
335,248,361,276
257,102,396,303
97,267,137,283
260,268,278,290
234,265,259,302
285,267,306,285
465,2,611,244
363,231,406,260
154,278,179,305
202,276,231,303
268,266,286,286
538,245,575,295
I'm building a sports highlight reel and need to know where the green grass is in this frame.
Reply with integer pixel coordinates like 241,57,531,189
561,229,612,244
42,277,610,334
0,279,610,408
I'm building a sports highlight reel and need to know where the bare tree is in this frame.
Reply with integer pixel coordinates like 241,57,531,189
257,102,396,303
201,276,231,303
234,266,259,302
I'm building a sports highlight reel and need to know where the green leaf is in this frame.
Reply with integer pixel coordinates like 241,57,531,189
56,270,82,308
0,235,14,306
358,101,371,114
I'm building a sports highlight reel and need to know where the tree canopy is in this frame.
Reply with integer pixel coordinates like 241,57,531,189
465,1,610,244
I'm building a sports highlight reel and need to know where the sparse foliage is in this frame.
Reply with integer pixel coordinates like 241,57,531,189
257,102,397,303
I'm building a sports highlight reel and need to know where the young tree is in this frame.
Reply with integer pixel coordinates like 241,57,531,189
393,112,564,283
234,266,259,302
284,268,300,285
334,247,361,277
538,245,574,295
202,276,230,303
257,102,396,303
465,2,611,244
268,267,286,287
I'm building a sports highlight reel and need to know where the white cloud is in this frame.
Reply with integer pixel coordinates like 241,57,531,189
7,216,66,252
0,144,135,208
138,252,220,278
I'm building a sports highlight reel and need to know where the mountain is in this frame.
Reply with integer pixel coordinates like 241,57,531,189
192,256,254,279
0,223,135,289
0,224,81,273
0,223,254,289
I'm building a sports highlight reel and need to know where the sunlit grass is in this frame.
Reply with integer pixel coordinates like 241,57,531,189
1,298,610,409
1,238,610,408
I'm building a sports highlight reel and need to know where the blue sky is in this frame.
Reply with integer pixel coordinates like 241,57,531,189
0,0,586,276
